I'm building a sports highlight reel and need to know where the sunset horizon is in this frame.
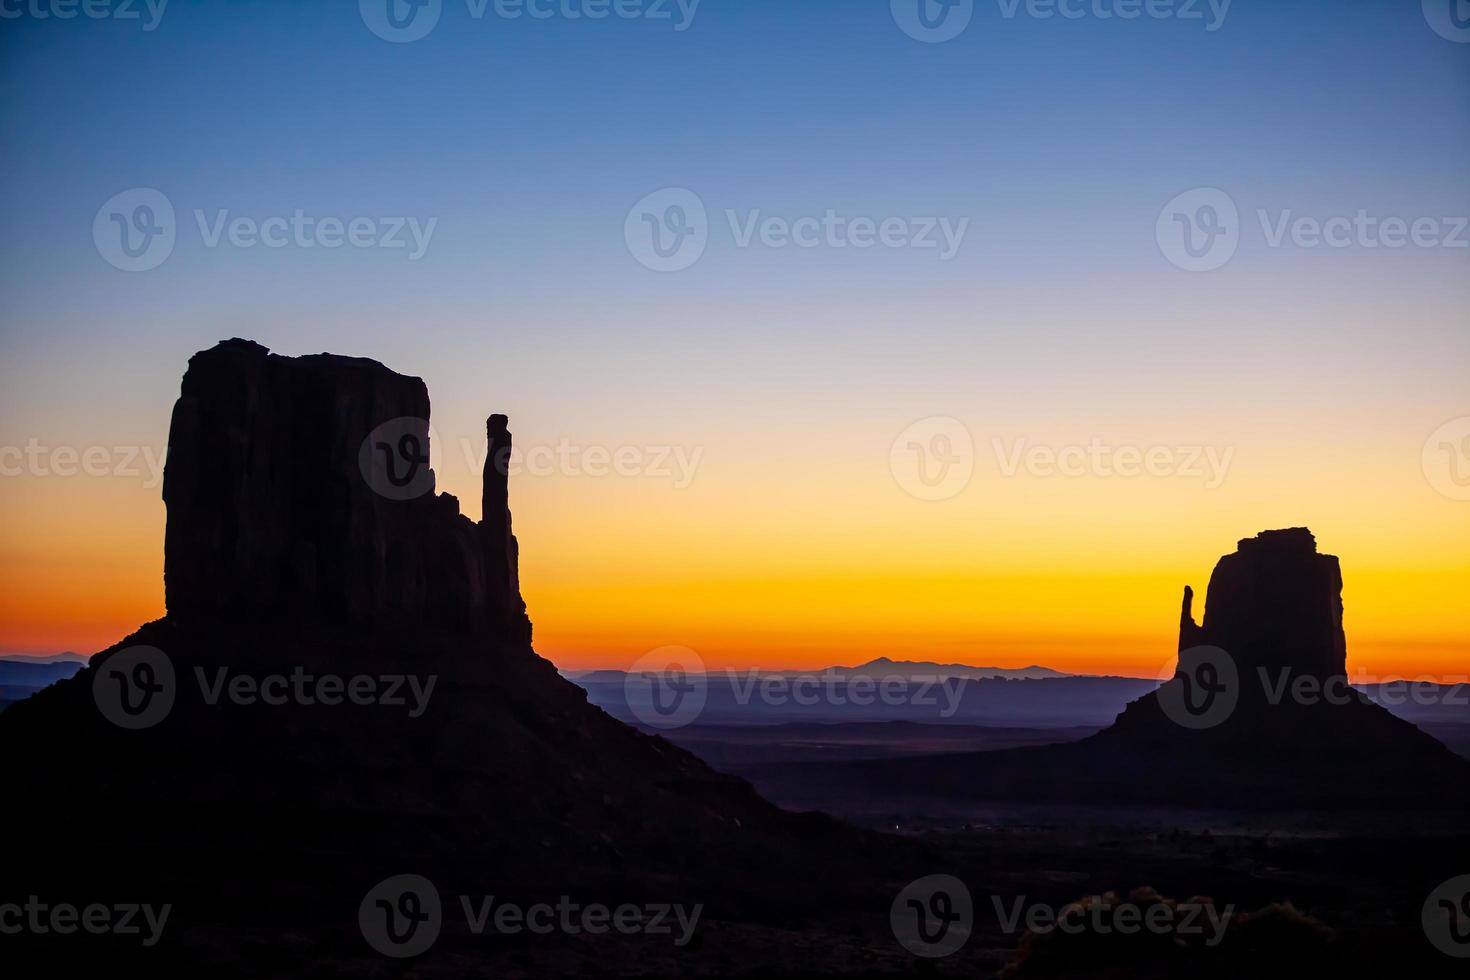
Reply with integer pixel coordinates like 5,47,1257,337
2,362,1465,682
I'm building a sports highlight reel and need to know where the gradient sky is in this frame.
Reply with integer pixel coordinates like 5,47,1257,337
1,0,1467,679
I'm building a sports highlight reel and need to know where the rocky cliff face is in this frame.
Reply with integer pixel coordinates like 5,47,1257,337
1179,528,1347,680
162,339,529,641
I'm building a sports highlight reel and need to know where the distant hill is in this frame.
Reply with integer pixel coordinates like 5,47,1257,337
0,656,85,692
567,658,1469,732
566,657,1072,683
0,656,89,713
832,657,1070,680
0,651,87,664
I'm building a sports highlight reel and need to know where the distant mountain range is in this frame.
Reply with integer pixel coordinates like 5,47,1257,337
0,656,86,701
0,651,88,664
571,661,1157,728
568,656,1470,731
0,660,85,714
806,657,1071,681
565,656,1073,684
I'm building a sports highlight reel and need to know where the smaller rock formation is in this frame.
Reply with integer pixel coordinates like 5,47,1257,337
1089,527,1469,804
751,528,1470,810
1116,528,1362,736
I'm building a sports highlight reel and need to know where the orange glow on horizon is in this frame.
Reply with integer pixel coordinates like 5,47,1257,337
1,412,1466,682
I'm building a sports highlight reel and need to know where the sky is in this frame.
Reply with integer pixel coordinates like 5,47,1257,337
0,0,1467,679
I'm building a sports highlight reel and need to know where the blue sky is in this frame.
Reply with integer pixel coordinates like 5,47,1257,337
0,0,1465,477
4,2,1466,366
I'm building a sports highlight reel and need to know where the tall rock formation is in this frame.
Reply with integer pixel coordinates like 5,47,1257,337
1181,528,1347,679
481,413,529,642
162,339,529,639
1117,528,1370,740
